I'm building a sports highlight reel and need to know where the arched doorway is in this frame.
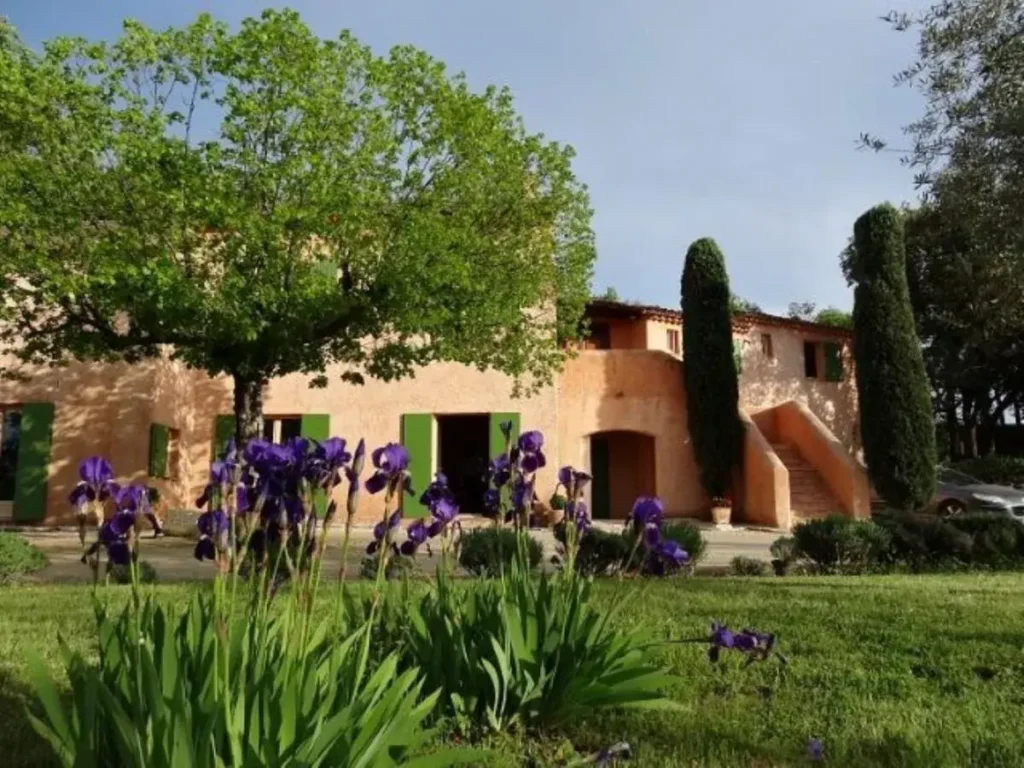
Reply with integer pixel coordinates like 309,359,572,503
588,431,656,519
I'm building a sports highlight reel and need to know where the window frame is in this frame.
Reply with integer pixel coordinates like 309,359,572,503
666,328,681,355
760,332,773,359
263,415,303,443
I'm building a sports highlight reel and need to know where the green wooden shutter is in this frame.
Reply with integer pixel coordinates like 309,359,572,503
149,424,170,478
824,341,843,382
733,340,743,374
488,412,521,459
401,413,433,519
301,414,331,517
213,415,236,460
13,402,54,523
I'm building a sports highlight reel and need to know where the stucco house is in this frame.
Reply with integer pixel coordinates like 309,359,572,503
0,298,869,530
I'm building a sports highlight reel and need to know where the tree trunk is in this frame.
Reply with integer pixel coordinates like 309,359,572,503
944,394,959,460
232,374,267,446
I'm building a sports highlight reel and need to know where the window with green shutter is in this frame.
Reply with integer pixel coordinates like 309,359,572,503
401,413,433,518
488,412,521,458
301,414,330,516
149,423,171,478
213,414,236,460
13,402,54,522
824,341,844,382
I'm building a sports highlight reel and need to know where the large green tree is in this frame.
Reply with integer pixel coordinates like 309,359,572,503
681,238,743,501
850,204,936,509
0,11,595,442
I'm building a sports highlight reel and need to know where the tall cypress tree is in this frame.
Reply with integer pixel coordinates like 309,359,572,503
681,237,743,500
851,204,936,509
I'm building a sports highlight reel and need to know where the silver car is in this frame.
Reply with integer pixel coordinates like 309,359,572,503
934,467,1024,521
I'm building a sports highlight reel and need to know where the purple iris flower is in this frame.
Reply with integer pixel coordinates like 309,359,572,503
366,509,402,555
69,456,118,513
308,437,351,488
511,476,534,511
194,537,216,561
558,466,592,494
517,431,546,473
808,739,824,762
518,431,543,454
197,508,229,538
365,443,410,495
400,519,429,555
79,456,113,488
655,539,689,566
630,496,664,528
483,488,500,517
643,523,661,548
488,454,512,488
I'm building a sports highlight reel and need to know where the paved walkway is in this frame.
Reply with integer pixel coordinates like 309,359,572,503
14,519,783,584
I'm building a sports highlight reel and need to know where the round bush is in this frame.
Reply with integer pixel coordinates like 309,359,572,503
730,556,767,576
661,521,707,570
571,527,632,576
792,515,890,574
359,554,415,581
0,533,48,584
458,527,542,577
108,559,158,584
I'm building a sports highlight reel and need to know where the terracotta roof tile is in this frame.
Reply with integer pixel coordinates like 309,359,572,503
585,299,852,338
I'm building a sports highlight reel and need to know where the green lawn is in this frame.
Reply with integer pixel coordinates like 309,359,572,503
2,574,1024,767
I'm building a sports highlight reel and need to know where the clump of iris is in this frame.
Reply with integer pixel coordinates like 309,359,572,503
362,442,414,580
399,472,461,573
192,434,357,592
68,457,155,581
552,465,592,572
624,496,689,575
484,422,546,530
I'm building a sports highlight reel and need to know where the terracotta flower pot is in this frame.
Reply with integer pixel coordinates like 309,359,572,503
711,505,732,526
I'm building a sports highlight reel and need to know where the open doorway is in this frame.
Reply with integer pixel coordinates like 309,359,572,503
589,431,656,519
437,414,490,515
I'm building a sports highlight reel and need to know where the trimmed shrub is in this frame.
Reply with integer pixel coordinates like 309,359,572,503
359,553,415,581
769,536,800,575
108,560,158,584
572,527,632,576
0,533,48,584
874,510,974,569
951,456,1024,488
850,204,937,509
792,515,890,574
459,527,542,577
730,556,767,576
661,520,707,571
681,237,743,499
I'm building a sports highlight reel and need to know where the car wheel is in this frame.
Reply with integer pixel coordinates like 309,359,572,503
937,499,966,519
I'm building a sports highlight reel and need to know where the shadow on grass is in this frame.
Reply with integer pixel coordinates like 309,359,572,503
0,669,57,768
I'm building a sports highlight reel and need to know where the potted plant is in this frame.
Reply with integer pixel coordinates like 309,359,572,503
710,493,732,527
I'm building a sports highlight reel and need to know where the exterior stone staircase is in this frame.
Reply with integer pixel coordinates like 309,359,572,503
770,442,843,522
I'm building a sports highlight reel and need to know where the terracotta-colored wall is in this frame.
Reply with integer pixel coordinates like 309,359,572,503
558,350,705,517
737,323,860,455
644,319,682,357
176,362,560,525
740,411,790,529
0,352,162,523
774,400,871,518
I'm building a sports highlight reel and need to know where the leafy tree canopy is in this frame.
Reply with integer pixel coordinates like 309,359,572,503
728,294,761,316
0,11,595,438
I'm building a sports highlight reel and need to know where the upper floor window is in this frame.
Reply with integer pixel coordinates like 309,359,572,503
0,407,22,502
666,328,681,355
588,322,612,350
263,416,302,443
760,333,773,359
804,340,844,381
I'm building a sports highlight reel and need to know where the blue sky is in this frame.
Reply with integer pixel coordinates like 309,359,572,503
4,0,928,314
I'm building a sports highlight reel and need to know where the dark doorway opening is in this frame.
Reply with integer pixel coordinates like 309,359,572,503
589,431,656,519
437,414,490,515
